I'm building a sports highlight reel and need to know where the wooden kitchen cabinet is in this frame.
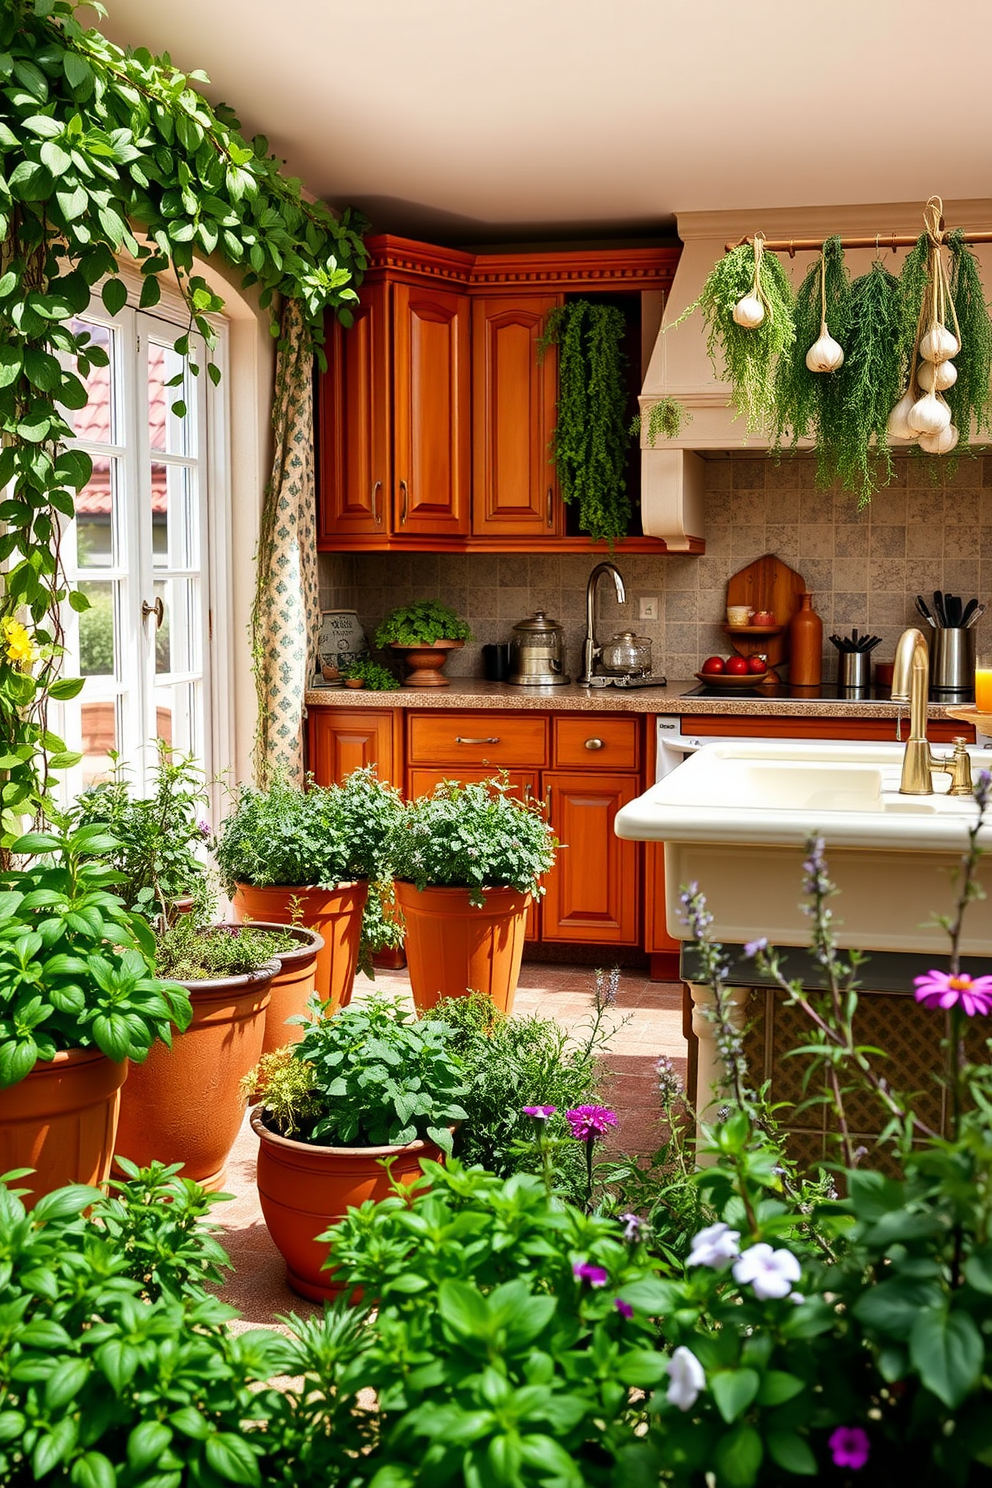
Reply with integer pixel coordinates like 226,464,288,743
542,773,640,945
471,294,562,538
306,708,401,788
318,284,389,541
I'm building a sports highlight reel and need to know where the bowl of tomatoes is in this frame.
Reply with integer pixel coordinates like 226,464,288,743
694,654,772,688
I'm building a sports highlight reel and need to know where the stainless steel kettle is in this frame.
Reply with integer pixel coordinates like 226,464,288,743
508,611,569,686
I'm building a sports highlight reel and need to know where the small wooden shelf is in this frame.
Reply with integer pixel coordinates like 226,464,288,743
723,624,784,637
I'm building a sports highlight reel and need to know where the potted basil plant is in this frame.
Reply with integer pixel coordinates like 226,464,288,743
245,994,467,1300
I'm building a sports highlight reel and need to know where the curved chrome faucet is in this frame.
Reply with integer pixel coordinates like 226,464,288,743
891,626,973,796
581,561,627,685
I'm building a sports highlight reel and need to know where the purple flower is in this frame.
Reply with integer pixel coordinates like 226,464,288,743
828,1426,870,1470
913,969,992,1017
197,819,211,839
975,769,992,812
743,937,768,959
566,1105,618,1142
619,1212,644,1242
573,1261,609,1287
614,1298,634,1319
522,1105,557,1120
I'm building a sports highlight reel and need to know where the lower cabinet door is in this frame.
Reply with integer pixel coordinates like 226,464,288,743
306,709,400,787
542,773,640,945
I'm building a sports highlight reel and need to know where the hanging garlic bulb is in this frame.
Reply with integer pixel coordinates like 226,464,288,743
908,391,952,435
916,358,957,392
919,323,959,363
918,423,960,455
733,294,765,328
806,321,844,373
886,391,918,442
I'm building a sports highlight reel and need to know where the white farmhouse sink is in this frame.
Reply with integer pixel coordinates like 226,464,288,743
615,739,992,955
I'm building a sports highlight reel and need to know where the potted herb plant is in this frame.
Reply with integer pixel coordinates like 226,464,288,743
113,916,297,1190
340,656,400,691
373,600,473,687
215,766,403,1010
245,995,467,1300
0,823,192,1206
389,778,558,1014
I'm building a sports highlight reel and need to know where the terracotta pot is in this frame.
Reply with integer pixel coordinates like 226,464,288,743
251,1107,441,1301
114,963,275,1191
394,881,531,1015
241,921,325,1056
0,1049,127,1208
390,637,463,687
232,881,368,1012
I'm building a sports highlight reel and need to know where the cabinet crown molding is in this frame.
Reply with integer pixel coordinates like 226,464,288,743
364,234,680,293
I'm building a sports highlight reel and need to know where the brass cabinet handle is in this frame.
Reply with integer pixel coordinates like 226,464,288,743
584,737,605,750
371,479,382,525
399,479,409,524
546,487,554,528
141,597,164,629
455,736,499,745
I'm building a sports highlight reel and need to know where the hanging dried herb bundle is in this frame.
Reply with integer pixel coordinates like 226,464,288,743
630,398,691,444
773,236,851,451
835,262,904,505
672,240,795,434
946,229,992,443
539,302,632,544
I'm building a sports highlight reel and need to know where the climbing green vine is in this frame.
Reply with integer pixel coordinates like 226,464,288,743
0,0,366,837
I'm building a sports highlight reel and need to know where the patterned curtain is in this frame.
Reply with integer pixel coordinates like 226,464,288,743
251,299,320,786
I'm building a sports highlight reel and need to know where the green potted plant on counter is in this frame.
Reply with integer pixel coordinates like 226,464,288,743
245,994,467,1300
215,766,403,1008
389,777,558,1014
0,822,192,1206
374,599,473,687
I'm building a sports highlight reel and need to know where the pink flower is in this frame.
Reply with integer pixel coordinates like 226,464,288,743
614,1298,634,1319
522,1105,556,1120
566,1105,618,1141
573,1261,609,1287
913,969,992,1017
828,1426,870,1470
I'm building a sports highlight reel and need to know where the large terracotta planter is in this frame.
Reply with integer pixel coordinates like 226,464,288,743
390,637,463,687
394,881,531,1015
239,921,326,1056
232,881,367,1012
0,1049,127,1208
251,1107,442,1301
114,963,275,1191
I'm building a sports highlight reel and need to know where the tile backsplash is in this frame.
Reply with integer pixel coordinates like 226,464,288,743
318,453,992,682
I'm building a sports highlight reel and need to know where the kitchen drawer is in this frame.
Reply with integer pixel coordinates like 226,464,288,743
408,712,548,768
552,715,640,771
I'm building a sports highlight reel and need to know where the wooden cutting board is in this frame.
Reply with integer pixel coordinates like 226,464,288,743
725,554,808,669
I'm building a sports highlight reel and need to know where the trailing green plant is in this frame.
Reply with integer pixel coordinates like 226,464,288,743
389,775,558,905
672,239,795,434
772,235,851,455
340,654,400,690
538,301,632,543
153,917,293,982
946,228,992,442
373,599,472,648
0,0,367,835
833,260,904,503
0,821,191,1086
245,993,468,1153
630,396,692,444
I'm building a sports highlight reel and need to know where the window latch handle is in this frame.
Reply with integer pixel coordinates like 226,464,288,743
142,597,164,629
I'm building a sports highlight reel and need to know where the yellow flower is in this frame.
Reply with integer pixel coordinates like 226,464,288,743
2,617,38,670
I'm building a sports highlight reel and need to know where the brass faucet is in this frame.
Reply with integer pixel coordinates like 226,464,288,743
891,626,973,796
580,561,626,684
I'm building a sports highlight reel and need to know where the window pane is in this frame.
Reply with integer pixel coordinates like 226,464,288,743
78,580,115,677
150,463,197,570
66,321,116,441
80,697,118,787
154,578,199,676
148,338,193,457
153,681,198,753
74,457,117,567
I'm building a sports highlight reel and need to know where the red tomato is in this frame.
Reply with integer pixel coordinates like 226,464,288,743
748,655,768,674
700,655,725,674
725,656,749,675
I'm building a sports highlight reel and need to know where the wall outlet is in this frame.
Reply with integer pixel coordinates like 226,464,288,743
639,596,659,621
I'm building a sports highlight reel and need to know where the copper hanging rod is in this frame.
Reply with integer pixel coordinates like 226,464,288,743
725,230,992,255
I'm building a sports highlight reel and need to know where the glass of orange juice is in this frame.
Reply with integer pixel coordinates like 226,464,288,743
975,648,992,714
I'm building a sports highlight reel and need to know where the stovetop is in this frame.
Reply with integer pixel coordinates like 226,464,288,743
685,680,975,704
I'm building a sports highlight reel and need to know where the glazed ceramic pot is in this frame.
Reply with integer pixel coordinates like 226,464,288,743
393,881,531,1015
114,962,276,1191
251,1107,442,1301
0,1049,127,1208
232,881,368,1012
240,921,325,1056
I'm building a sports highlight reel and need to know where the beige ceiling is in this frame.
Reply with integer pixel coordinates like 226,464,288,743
97,0,992,243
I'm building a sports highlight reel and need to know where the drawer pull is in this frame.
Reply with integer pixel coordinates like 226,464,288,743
371,479,382,525
584,737,605,751
399,478,409,524
455,735,499,745
547,486,554,528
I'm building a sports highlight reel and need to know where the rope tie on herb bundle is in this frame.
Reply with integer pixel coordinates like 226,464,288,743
751,232,774,321
924,196,962,347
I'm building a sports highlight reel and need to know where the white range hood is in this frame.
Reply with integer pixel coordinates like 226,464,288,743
639,196,992,549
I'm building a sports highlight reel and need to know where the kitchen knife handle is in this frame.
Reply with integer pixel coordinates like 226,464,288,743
455,736,499,745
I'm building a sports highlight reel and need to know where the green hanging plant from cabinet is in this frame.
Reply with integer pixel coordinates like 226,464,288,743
630,397,691,444
538,301,632,545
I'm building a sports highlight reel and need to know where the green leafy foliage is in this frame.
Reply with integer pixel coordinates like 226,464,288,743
772,236,851,462
339,655,400,690
153,919,293,983
833,261,904,504
373,600,472,648
389,776,558,905
947,229,992,443
247,994,468,1151
539,301,633,543
631,396,691,444
0,823,191,1085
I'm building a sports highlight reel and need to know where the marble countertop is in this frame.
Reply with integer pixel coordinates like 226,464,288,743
305,677,972,723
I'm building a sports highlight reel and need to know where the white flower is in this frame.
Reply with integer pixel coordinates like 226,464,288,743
665,1346,706,1412
686,1221,741,1269
732,1243,802,1301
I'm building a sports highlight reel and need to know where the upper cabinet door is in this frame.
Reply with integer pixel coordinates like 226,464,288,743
392,284,471,537
317,284,390,540
472,295,562,537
